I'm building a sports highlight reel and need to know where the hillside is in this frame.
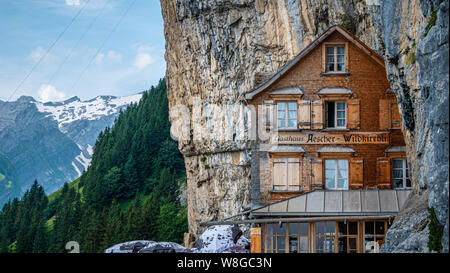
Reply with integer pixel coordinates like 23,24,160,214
0,78,188,253
0,94,142,205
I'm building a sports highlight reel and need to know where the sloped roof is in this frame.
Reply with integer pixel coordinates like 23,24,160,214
251,189,412,216
245,25,385,100
318,87,353,95
269,86,304,95
385,146,406,153
317,146,355,153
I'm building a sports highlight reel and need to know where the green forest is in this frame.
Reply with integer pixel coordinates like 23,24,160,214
0,78,188,253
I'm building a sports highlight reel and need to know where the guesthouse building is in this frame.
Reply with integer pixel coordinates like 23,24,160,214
243,25,412,253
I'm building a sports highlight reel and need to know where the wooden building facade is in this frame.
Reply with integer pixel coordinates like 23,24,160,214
244,26,412,253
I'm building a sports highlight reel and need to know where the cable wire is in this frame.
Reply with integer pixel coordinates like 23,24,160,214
46,0,109,89
8,0,91,101
68,0,138,94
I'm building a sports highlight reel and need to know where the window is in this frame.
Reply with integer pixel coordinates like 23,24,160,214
272,158,301,191
266,223,310,253
277,102,297,129
392,159,411,188
325,159,348,189
266,223,286,253
326,101,346,128
288,223,309,253
315,222,336,253
326,45,346,72
364,221,389,253
315,221,358,253
337,221,358,253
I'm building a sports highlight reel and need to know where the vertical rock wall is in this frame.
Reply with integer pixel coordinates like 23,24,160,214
160,0,448,252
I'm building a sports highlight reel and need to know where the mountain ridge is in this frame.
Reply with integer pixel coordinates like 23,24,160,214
0,93,143,205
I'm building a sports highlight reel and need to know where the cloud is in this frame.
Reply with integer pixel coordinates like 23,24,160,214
38,84,67,102
28,46,56,64
94,53,104,64
65,0,81,6
133,53,154,70
107,50,122,63
132,45,156,70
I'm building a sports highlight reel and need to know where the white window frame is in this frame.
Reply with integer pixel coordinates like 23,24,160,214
326,45,346,72
392,159,410,189
277,101,298,129
326,101,347,129
324,159,348,190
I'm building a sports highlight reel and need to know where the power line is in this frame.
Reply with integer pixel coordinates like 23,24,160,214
46,0,109,89
68,0,138,94
8,0,91,101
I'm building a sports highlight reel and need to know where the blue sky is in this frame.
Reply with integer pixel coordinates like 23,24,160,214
0,0,166,102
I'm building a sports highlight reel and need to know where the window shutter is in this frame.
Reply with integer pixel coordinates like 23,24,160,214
379,99,391,130
377,157,391,189
349,158,363,190
391,101,401,129
288,158,301,191
298,100,311,129
263,100,274,130
311,99,324,129
347,99,360,129
311,158,323,188
273,158,287,190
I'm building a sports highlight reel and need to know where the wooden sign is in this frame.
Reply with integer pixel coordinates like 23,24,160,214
271,132,389,145
250,227,262,253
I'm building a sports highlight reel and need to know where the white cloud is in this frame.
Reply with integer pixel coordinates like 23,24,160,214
28,46,55,64
94,53,104,65
132,45,156,70
65,0,81,6
38,84,67,102
107,50,122,63
133,53,154,70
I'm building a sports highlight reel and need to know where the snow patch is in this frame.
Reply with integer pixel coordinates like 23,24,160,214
33,94,142,130
72,161,82,177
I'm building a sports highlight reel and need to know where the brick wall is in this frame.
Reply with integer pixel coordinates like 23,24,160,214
248,31,406,205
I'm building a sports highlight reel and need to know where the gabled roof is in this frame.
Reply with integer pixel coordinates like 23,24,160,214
251,189,412,217
245,25,385,100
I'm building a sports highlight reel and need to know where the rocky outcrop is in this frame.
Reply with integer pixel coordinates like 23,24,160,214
160,0,448,252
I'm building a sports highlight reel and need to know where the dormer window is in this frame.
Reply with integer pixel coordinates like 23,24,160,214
277,102,297,129
326,45,346,72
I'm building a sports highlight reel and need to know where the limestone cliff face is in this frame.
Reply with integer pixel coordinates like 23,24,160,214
160,0,448,252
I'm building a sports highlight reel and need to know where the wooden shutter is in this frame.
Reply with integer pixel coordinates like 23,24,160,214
263,100,274,130
391,101,401,129
349,158,364,190
347,99,360,129
288,158,301,191
311,99,324,129
273,158,287,190
298,100,311,129
311,158,323,188
379,99,391,130
377,157,391,189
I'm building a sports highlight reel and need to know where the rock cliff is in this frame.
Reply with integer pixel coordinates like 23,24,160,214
160,0,448,252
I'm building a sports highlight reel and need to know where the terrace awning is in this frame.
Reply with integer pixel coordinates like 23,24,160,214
251,189,412,217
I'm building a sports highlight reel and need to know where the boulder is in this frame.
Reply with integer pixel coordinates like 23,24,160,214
138,242,190,253
104,240,155,253
191,225,250,253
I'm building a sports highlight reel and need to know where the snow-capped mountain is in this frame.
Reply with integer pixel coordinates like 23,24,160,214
0,94,142,205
